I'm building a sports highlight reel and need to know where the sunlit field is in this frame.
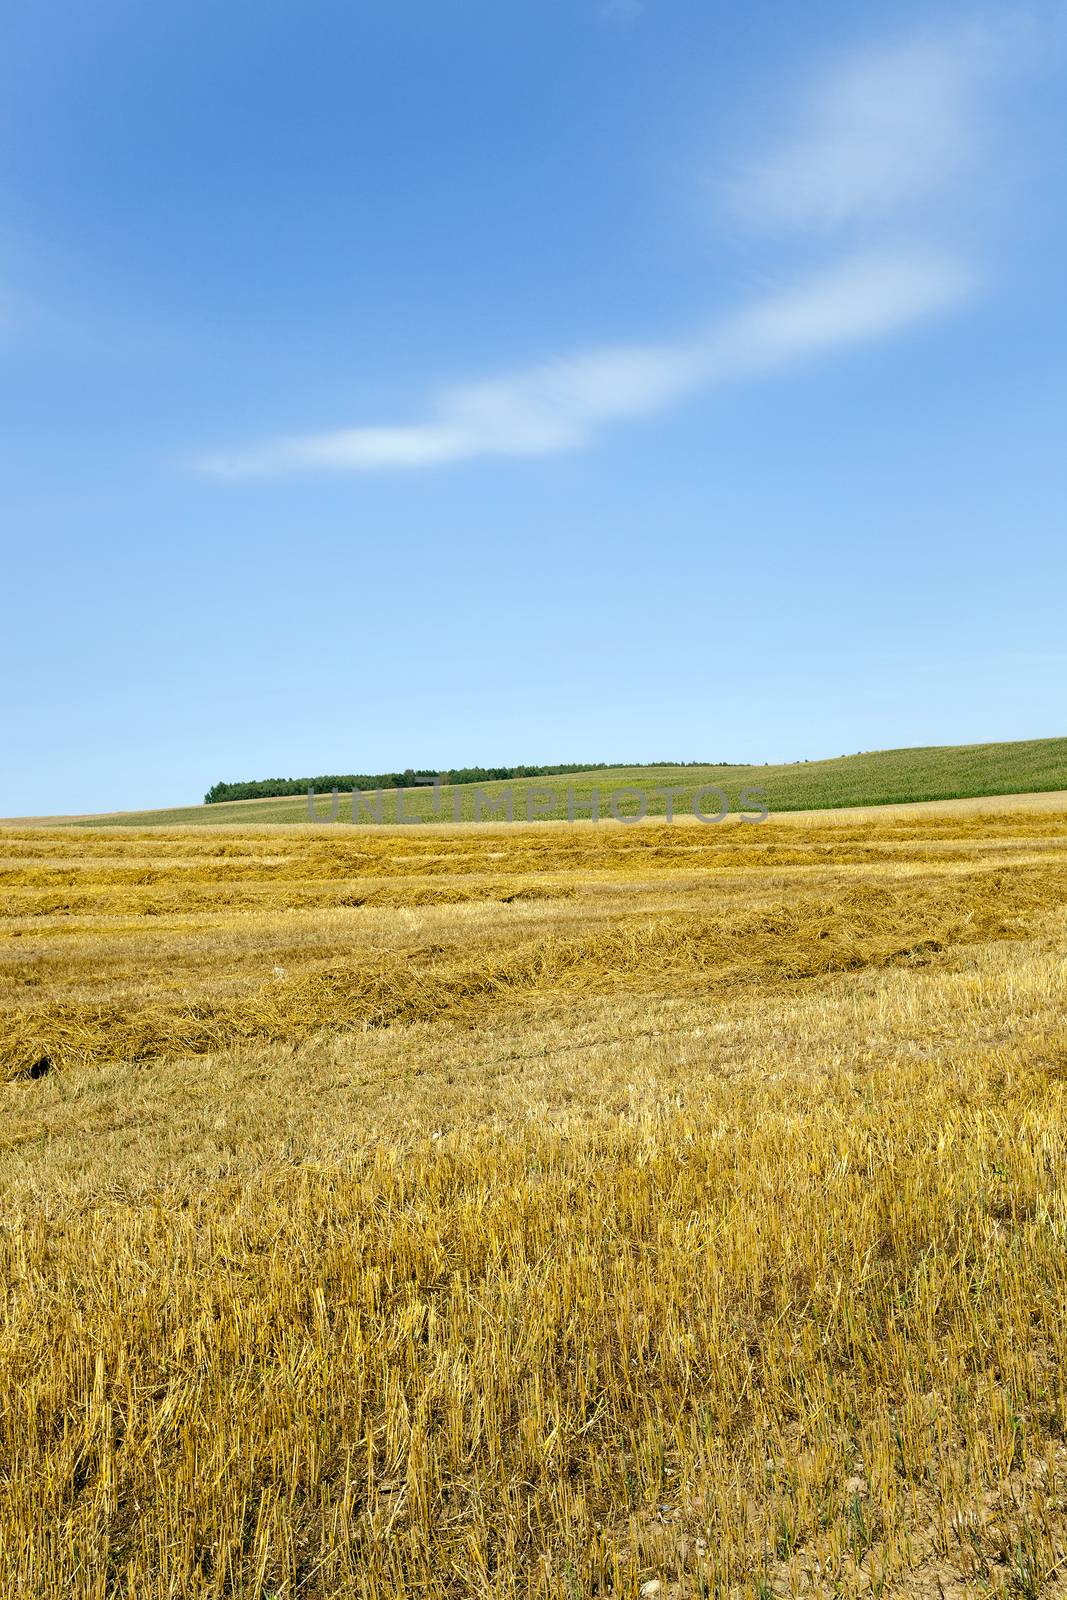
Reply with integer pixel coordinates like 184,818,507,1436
3,807,1067,1597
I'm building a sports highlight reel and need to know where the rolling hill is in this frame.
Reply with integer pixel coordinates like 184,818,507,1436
22,735,1067,825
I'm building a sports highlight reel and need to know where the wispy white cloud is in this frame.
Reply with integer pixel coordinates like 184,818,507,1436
201,12,1043,478
729,18,1032,231
202,252,972,476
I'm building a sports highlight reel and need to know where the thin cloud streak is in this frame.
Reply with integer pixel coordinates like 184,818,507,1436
201,252,973,477
729,16,1039,231
201,11,1037,480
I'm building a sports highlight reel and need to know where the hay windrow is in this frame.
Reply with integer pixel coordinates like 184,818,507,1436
4,812,1067,1595
0,876,575,919
3,859,1065,1077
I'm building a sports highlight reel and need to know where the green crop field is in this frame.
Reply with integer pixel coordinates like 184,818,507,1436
34,735,1067,826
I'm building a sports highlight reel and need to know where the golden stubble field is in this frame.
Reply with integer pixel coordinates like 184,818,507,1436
2,808,1067,1598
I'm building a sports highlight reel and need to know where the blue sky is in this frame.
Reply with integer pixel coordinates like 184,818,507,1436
2,0,1065,814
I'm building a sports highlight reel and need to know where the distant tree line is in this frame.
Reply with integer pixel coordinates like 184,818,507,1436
203,762,728,805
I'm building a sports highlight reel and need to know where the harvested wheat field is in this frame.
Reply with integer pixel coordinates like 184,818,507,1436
3,808,1067,1598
